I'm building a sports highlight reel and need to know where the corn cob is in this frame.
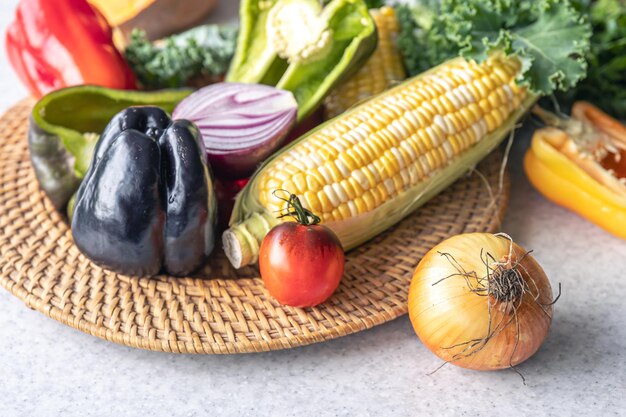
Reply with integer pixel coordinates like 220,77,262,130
223,54,536,268
324,6,406,119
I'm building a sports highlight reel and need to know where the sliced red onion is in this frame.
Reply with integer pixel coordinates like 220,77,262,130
173,83,298,179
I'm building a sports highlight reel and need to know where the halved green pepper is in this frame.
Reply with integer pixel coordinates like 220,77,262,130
28,85,192,210
226,0,377,121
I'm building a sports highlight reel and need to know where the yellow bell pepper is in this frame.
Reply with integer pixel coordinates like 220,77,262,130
524,102,626,239
87,0,218,42
88,0,156,27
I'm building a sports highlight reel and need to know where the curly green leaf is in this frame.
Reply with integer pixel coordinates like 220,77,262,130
396,0,591,96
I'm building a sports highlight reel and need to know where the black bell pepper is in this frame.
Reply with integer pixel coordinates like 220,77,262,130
71,107,217,277
28,85,192,210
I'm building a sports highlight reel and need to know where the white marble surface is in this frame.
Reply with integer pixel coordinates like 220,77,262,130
0,1,625,416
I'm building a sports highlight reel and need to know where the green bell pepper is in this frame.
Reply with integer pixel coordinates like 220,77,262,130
226,0,377,121
28,85,192,210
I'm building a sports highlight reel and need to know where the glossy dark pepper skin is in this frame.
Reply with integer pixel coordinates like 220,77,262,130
71,107,217,277
28,85,192,211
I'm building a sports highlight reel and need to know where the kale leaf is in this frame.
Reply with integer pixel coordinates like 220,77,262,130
562,0,626,117
395,0,591,95
125,25,238,89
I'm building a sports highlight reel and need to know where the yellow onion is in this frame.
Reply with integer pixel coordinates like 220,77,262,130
408,233,557,371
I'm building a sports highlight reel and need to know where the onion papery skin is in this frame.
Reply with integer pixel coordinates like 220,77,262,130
408,233,554,371
173,82,297,180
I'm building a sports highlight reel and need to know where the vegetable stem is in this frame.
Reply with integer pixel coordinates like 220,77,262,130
273,190,321,226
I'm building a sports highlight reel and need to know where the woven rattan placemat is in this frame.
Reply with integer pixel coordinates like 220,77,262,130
0,100,509,353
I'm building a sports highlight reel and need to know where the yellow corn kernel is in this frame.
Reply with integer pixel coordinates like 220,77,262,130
337,203,351,219
484,112,498,132
304,190,322,213
361,190,377,211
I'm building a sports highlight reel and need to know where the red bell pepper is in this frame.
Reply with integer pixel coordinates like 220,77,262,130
5,0,136,98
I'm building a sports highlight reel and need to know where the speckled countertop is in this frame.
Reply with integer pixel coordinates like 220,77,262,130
0,1,624,416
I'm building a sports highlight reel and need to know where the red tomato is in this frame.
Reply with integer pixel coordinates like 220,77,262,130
259,222,345,307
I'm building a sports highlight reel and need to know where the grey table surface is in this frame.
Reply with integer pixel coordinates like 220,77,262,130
0,1,625,416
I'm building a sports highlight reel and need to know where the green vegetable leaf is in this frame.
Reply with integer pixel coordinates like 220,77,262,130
558,0,626,118
442,0,591,95
396,2,455,78
396,0,591,96
513,6,589,93
125,25,238,89
323,0,383,8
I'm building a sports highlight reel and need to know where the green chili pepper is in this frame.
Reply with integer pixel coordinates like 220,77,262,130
226,0,377,121
28,85,192,210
